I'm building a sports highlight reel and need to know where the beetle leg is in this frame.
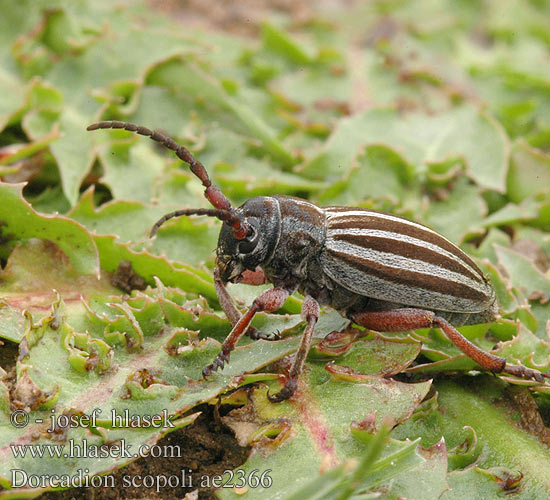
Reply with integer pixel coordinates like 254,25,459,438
351,308,550,383
268,295,320,402
213,267,250,329
239,269,280,340
202,287,290,378
213,268,279,341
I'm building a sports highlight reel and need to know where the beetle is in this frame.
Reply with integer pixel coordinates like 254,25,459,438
87,120,549,402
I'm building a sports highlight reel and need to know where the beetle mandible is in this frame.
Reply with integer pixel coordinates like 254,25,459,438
87,120,549,402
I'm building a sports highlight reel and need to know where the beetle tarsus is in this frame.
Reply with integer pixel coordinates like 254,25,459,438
202,350,230,378
267,377,298,403
266,296,320,403
502,363,549,383
201,288,290,380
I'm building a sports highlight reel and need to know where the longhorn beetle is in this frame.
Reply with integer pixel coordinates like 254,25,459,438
87,120,549,402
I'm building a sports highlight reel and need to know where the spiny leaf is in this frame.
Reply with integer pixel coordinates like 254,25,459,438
217,340,432,499
0,239,116,342
394,378,550,497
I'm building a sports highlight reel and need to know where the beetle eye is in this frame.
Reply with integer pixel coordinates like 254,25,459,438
238,225,258,254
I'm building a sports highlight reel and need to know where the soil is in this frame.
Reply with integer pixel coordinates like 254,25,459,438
0,339,18,373
38,405,250,500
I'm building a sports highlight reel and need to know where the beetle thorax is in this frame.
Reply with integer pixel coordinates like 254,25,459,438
216,196,327,289
261,196,327,290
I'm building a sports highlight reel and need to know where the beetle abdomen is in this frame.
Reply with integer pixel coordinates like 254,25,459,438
320,208,496,314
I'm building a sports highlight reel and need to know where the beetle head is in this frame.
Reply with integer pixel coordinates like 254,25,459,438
216,197,281,283
86,122,283,282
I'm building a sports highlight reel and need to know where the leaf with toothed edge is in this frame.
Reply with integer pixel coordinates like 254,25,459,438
0,183,99,277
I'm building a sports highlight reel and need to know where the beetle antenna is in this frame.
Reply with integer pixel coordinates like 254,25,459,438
150,208,244,237
87,121,249,239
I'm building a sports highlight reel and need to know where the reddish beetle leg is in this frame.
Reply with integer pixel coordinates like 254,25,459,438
213,268,279,341
351,308,549,382
202,288,290,377
267,295,320,402
202,289,321,403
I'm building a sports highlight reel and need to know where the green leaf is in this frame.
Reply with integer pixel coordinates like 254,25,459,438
0,239,115,342
394,378,550,497
146,59,297,167
507,140,550,203
424,179,486,243
0,288,305,493
316,145,417,206
262,23,316,65
98,141,165,204
0,183,98,276
495,244,550,307
217,340,432,500
301,106,509,192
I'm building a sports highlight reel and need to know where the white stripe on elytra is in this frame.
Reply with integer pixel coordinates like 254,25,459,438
320,253,487,312
327,227,482,280
291,198,325,215
326,238,489,295
326,209,440,235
